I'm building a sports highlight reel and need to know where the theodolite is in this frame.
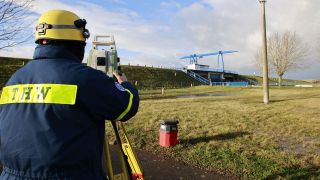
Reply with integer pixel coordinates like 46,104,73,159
87,35,121,77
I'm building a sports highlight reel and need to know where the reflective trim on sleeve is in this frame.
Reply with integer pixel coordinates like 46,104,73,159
0,84,77,105
115,89,133,121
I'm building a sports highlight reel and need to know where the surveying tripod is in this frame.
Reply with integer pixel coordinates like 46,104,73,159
103,121,144,180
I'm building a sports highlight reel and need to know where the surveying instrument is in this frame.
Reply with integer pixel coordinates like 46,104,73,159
87,35,144,180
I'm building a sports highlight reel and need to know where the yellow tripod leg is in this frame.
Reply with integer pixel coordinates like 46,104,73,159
103,136,114,180
104,121,144,180
119,122,144,180
111,121,131,180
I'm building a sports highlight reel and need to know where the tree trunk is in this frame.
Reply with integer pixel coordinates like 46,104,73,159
278,76,283,87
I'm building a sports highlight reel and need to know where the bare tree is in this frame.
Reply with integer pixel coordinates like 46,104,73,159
254,48,272,75
255,31,309,86
0,0,33,50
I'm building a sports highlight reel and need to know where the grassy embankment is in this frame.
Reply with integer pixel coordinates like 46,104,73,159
0,56,313,89
243,75,311,86
0,57,28,88
121,65,202,89
0,57,202,89
112,86,320,179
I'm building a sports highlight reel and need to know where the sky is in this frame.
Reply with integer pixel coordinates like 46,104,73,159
1,0,320,80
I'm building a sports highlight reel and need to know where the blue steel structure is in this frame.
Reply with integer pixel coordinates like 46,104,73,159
180,54,202,64
179,50,251,86
180,50,238,72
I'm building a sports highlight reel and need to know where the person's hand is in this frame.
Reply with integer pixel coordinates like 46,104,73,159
113,71,127,83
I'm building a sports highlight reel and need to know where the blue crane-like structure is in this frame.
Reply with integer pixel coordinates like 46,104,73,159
180,50,238,72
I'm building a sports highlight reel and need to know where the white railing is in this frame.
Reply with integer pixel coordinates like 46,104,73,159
185,71,210,85
211,82,249,86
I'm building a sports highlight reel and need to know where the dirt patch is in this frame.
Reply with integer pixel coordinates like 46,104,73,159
176,93,234,99
277,137,320,156
135,149,233,180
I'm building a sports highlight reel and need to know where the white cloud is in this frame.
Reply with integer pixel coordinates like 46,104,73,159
160,1,181,9
174,0,320,79
105,0,127,5
0,44,35,59
1,0,320,79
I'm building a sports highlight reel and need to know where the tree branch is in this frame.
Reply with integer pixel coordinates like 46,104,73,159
255,31,309,86
0,0,34,50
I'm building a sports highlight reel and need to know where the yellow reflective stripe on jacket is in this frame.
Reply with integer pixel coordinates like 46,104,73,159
0,84,77,105
116,89,133,121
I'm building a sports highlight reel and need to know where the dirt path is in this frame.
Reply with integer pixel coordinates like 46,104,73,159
109,145,232,179
135,149,232,180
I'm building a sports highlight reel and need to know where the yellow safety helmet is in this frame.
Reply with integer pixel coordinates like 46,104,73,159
35,10,90,43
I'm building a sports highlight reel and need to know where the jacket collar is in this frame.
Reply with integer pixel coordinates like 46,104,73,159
33,44,82,62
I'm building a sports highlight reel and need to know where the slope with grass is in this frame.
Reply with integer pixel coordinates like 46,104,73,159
0,57,29,88
0,56,313,90
121,65,201,89
243,75,311,86
0,56,202,89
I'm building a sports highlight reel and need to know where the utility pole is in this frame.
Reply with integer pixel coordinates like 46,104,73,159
259,0,269,104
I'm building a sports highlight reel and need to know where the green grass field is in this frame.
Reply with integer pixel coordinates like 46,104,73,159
116,86,320,179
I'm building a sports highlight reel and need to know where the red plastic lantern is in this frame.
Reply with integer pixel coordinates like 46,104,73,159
159,120,179,147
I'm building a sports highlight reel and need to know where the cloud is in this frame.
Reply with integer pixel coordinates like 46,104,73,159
174,1,261,72
174,0,320,79
160,1,182,9
0,44,35,59
1,0,320,79
105,0,127,5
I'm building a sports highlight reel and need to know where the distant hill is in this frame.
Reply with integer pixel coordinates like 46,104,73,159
0,57,201,89
0,57,29,65
242,75,311,86
0,56,313,89
121,65,201,89
0,57,29,88
304,80,320,84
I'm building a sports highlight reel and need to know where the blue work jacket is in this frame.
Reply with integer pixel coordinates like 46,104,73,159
0,44,139,179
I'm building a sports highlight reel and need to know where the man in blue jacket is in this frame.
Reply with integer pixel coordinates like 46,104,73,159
0,10,139,179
